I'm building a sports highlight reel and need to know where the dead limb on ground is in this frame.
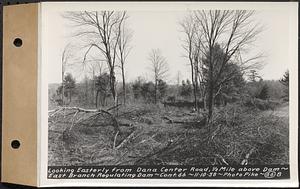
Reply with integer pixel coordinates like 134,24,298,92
133,136,182,165
161,116,207,126
48,105,123,149
241,147,256,165
115,130,136,150
215,154,229,165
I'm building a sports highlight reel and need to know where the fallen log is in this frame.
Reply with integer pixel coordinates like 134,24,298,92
241,147,256,165
115,130,136,150
134,142,172,165
215,154,229,165
113,131,120,149
119,123,134,127
49,106,119,129
48,106,121,149
161,116,207,126
48,120,133,128
49,106,113,115
211,124,221,141
133,136,182,165
106,103,122,111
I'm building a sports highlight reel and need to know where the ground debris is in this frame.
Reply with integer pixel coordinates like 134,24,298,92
48,103,289,166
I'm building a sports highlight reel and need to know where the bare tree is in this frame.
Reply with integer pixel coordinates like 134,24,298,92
61,43,73,106
64,11,128,105
248,69,261,82
86,60,106,107
148,49,169,104
193,10,263,120
176,71,182,86
179,13,201,111
194,39,207,110
117,21,133,105
85,58,107,107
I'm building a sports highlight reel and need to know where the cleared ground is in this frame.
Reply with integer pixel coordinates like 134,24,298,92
48,103,289,166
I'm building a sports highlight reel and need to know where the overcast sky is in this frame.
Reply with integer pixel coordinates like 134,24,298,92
42,2,297,84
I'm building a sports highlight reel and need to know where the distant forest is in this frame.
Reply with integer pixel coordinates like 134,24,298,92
49,70,289,110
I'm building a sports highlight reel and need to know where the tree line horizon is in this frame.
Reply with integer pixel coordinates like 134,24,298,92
53,10,289,121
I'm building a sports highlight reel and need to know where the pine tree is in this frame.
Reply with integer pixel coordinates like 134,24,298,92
94,73,110,107
257,84,269,100
248,70,261,82
157,79,168,100
56,73,76,103
280,71,289,87
280,70,289,100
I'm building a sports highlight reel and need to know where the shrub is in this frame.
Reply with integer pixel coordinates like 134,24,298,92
207,105,289,165
256,84,269,100
243,98,279,111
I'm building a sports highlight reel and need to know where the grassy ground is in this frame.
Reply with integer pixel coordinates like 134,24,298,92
48,102,289,166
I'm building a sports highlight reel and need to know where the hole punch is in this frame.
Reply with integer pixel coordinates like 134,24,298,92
11,140,21,149
13,38,23,47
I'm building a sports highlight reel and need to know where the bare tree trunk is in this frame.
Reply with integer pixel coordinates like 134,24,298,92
103,94,107,106
148,49,169,104
92,69,95,106
61,44,70,107
121,66,126,105
189,58,198,111
154,79,158,104
110,70,117,106
207,58,214,120
95,90,100,108
69,90,72,103
61,69,64,106
208,86,214,120
192,78,198,110
194,65,199,111
203,94,207,110
117,23,132,106
84,78,88,105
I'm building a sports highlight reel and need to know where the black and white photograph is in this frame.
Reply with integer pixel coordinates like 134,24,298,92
43,2,297,184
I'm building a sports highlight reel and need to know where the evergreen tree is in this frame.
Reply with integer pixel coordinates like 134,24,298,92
180,79,192,98
256,84,269,100
248,70,261,82
157,79,168,100
280,70,289,87
132,77,145,99
57,73,76,103
280,70,289,100
140,82,155,102
94,73,110,107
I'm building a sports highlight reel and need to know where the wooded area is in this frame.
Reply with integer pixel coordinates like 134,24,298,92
48,10,289,166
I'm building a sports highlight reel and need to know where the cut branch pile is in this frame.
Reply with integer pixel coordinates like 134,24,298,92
49,105,123,149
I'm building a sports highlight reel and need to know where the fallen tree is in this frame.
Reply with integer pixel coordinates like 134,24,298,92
48,105,122,149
